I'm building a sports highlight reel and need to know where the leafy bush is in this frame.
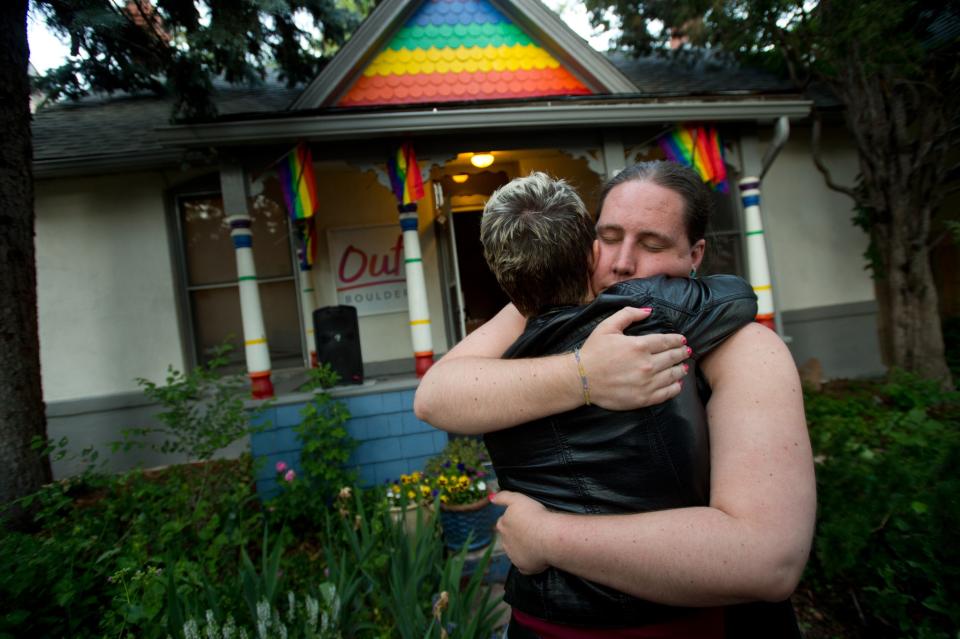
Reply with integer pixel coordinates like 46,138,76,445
2,455,504,638
268,364,357,527
0,457,262,638
120,342,255,462
804,371,960,638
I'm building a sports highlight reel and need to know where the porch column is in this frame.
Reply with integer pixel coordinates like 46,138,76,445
297,249,318,367
738,177,776,331
601,132,626,179
399,205,433,377
219,161,274,398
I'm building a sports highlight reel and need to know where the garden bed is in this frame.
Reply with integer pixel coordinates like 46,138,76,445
3,372,957,638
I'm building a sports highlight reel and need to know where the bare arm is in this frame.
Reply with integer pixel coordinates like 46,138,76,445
414,304,691,434
492,323,817,605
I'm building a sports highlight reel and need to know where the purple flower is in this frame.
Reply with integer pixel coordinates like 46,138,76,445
284,469,296,482
443,461,451,468
457,463,465,471
275,461,288,473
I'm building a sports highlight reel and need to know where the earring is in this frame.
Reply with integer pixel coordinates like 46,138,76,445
689,268,697,278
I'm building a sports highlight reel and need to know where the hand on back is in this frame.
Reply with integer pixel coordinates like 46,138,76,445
578,306,690,410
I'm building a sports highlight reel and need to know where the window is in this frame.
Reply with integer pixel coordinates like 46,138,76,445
176,189,302,371
699,178,746,278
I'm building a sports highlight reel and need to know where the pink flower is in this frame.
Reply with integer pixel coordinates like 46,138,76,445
275,461,287,473
284,469,296,482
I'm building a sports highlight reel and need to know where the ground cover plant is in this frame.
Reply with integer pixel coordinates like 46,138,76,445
0,357,502,638
798,372,960,638
0,457,500,638
3,361,956,638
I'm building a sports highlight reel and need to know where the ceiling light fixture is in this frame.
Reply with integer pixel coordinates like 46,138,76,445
470,153,494,168
451,173,470,184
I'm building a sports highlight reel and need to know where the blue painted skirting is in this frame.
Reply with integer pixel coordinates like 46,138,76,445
250,388,447,499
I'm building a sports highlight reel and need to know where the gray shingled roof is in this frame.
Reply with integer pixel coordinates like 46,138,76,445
32,55,803,176
32,81,302,176
608,52,795,97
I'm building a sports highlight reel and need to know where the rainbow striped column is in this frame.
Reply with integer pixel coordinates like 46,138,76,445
297,250,318,367
227,214,274,398
399,205,433,376
739,177,775,330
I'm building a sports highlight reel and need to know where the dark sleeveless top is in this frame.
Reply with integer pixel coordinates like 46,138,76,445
484,274,757,627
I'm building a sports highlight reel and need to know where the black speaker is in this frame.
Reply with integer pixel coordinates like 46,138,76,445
313,306,363,385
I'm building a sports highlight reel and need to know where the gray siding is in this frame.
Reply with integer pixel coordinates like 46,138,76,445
782,300,886,380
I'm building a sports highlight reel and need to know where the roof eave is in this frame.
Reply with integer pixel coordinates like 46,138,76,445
292,0,418,109
292,0,638,110
33,150,187,180
496,0,636,93
156,98,813,148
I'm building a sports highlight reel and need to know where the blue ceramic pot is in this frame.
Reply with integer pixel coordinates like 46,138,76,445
439,498,498,550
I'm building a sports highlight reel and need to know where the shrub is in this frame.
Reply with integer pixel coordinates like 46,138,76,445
269,364,357,527
120,342,255,462
804,371,960,638
0,457,262,638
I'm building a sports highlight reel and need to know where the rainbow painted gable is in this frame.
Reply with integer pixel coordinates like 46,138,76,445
338,0,592,106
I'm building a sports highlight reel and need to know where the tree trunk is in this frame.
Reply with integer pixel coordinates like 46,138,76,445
833,53,954,388
873,205,952,385
0,0,52,517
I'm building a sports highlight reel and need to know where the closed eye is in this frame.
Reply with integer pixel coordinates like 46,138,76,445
598,231,623,244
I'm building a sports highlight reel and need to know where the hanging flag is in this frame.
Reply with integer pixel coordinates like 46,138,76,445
277,142,319,220
386,141,425,206
658,125,729,193
293,217,318,271
304,217,318,268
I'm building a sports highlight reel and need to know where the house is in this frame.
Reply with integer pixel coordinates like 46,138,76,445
32,0,885,482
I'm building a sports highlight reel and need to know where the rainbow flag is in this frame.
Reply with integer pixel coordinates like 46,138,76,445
387,142,425,206
296,218,318,270
658,125,728,193
277,142,319,220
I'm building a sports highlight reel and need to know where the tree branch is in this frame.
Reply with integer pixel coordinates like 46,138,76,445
811,114,858,200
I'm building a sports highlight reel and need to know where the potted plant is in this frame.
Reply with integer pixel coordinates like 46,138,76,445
385,470,436,534
424,437,497,550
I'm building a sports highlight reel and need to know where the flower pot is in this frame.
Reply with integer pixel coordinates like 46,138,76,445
439,497,497,550
389,502,434,535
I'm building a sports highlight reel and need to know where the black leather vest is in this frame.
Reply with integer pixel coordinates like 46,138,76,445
484,274,757,627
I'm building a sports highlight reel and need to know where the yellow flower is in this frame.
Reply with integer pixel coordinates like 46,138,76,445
437,475,448,486
458,475,470,486
411,471,422,482
391,484,401,494
420,484,431,495
440,494,449,503
400,474,410,485
407,490,416,500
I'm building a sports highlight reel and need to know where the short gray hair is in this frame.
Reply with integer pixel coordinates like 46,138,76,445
480,172,594,317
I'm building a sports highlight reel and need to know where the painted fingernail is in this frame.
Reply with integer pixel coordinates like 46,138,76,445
686,347,693,357
680,336,687,345
640,307,653,313
682,363,689,374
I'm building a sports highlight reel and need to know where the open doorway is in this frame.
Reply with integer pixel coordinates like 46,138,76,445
450,209,510,334
435,169,512,340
